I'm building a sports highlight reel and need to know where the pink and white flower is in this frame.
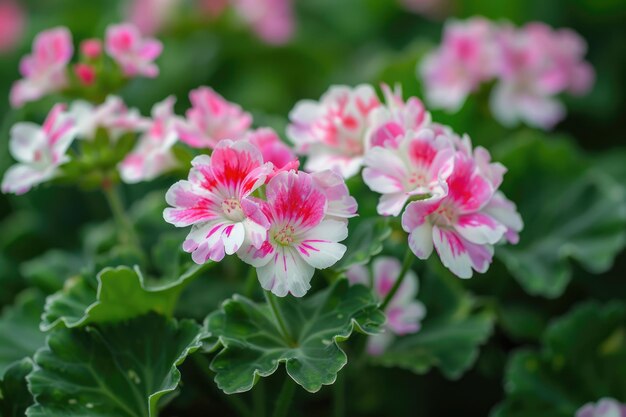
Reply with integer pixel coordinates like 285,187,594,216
245,127,298,173
347,256,426,355
177,86,252,149
164,140,272,263
105,23,163,78
362,128,455,217
68,95,147,140
125,0,180,36
1,104,76,195
311,170,358,220
401,150,508,278
120,96,181,183
420,17,499,112
239,170,350,297
0,0,25,53
232,0,295,45
287,84,381,178
10,27,73,108
576,399,626,417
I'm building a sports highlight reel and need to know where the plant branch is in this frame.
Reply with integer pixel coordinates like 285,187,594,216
264,290,297,347
272,377,296,417
380,248,414,310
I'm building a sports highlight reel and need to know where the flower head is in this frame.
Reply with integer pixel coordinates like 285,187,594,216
177,86,252,149
2,104,76,194
105,23,162,78
0,0,25,53
80,38,102,59
245,127,298,173
10,27,73,108
239,170,352,297
164,140,273,263
287,84,381,178
347,256,426,355
232,0,295,45
576,398,626,417
120,96,181,183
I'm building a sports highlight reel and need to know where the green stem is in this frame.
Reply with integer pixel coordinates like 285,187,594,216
333,371,346,417
380,248,414,310
253,379,266,417
103,184,141,249
264,291,297,347
272,377,296,417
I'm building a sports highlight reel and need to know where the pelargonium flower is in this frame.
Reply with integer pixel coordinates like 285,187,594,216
239,170,352,297
1,104,76,195
311,170,358,220
362,128,455,217
576,398,626,417
164,140,273,263
401,150,508,278
10,27,73,108
232,0,295,45
68,95,147,140
287,84,381,178
245,127,298,173
126,0,180,36
177,86,252,149
0,0,25,53
120,96,181,183
419,17,499,112
347,256,426,355
105,23,162,78
366,84,431,149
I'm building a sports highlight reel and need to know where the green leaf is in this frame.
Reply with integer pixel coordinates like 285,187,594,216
0,291,46,378
492,301,626,417
372,268,494,379
0,358,35,417
27,314,203,417
494,133,626,298
204,279,385,394
335,218,392,272
42,264,209,331
20,250,83,294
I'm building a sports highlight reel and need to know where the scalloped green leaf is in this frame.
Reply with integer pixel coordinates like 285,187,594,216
27,314,203,417
0,358,35,417
371,267,494,379
494,133,626,298
204,279,384,394
492,301,626,417
335,218,392,272
42,263,210,331
0,291,46,378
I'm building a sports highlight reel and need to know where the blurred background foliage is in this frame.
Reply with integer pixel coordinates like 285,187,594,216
0,0,625,416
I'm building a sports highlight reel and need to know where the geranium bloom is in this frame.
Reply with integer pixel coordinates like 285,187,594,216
164,140,273,263
68,95,147,140
287,84,381,178
10,27,73,108
245,127,298,172
120,96,181,183
420,17,499,112
311,170,358,220
366,84,431,149
177,86,252,149
105,23,162,78
362,128,455,217
401,150,508,278
126,0,180,35
1,104,76,195
80,38,102,59
347,256,426,355
232,0,295,45
0,0,25,53
576,399,626,417
239,171,350,297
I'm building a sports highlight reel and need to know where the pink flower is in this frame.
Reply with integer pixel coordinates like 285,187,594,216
68,95,148,140
245,127,298,171
401,150,508,278
125,0,180,35
10,27,74,108
366,84,431,149
311,170,358,220
232,0,295,45
239,170,350,297
576,399,626,417
420,17,499,111
120,96,181,183
73,63,96,86
80,38,102,59
164,140,273,263
105,23,162,78
362,128,455,217
0,0,25,53
1,104,76,195
347,256,426,355
177,86,252,149
287,84,382,178
197,0,229,18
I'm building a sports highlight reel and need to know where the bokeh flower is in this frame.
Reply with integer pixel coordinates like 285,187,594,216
105,23,163,78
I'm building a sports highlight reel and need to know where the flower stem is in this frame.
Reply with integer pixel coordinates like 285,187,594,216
380,248,414,310
333,370,346,417
264,291,297,347
103,184,141,249
272,377,296,417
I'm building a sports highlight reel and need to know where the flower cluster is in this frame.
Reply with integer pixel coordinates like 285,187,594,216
576,399,626,417
10,23,162,108
164,140,357,297
420,17,594,129
347,256,426,355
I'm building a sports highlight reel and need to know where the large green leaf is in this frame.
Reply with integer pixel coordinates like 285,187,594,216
0,291,46,378
204,279,385,394
42,264,210,331
494,133,626,298
492,301,626,417
372,267,495,379
0,358,35,417
27,314,203,417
